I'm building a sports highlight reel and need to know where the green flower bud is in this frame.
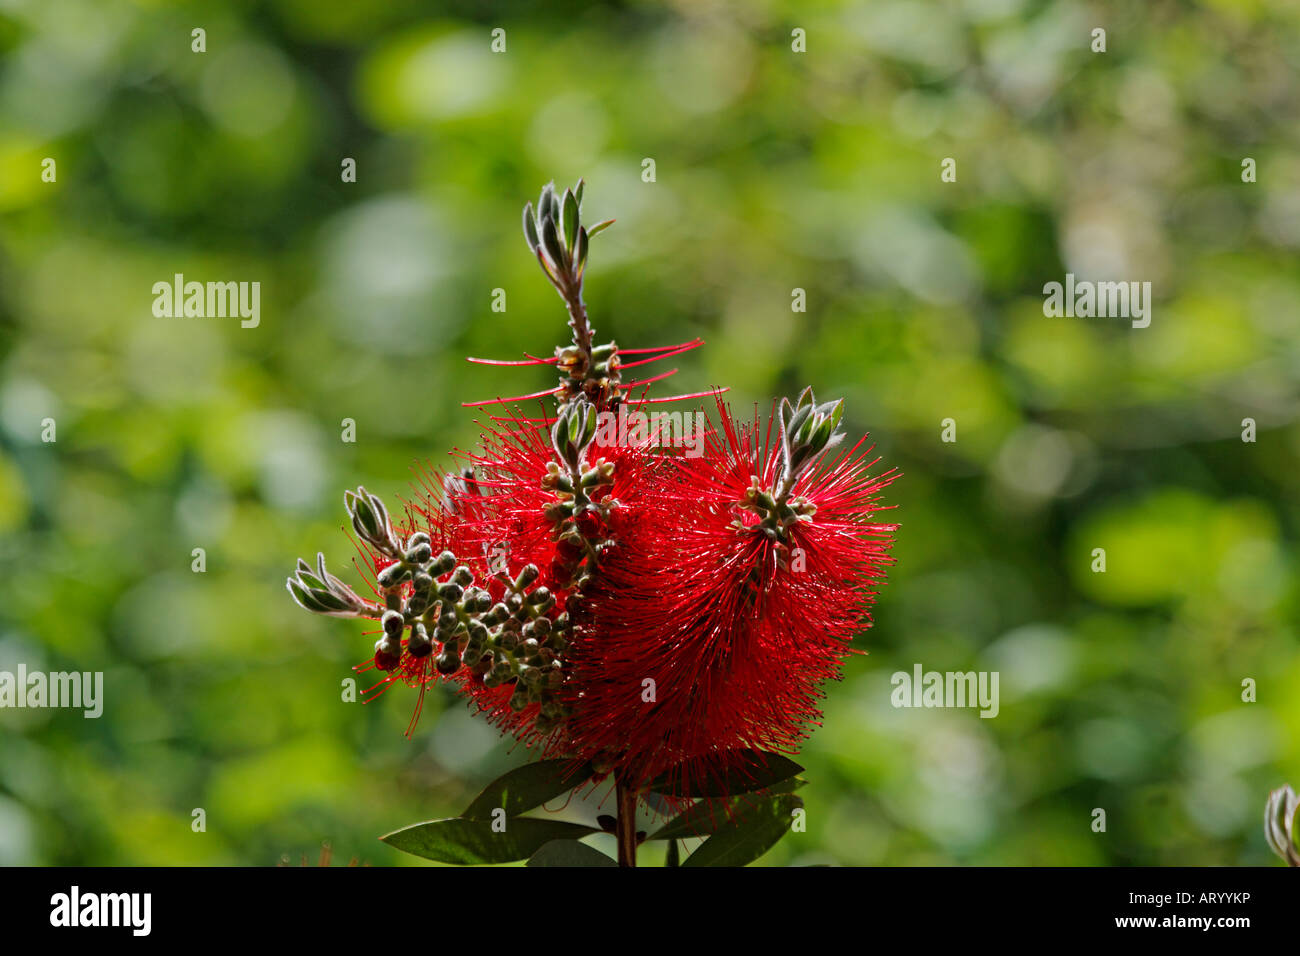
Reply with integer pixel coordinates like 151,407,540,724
377,563,410,589
435,649,461,675
543,502,571,523
381,610,405,640
515,564,540,590
404,542,433,566
407,623,433,658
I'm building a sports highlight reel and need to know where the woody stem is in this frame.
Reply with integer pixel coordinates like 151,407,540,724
615,775,639,867
560,277,594,362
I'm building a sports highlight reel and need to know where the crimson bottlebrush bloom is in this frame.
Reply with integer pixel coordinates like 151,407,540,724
565,397,898,792
288,180,901,867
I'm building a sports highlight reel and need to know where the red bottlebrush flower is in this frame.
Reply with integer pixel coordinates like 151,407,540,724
563,397,898,793
288,180,904,867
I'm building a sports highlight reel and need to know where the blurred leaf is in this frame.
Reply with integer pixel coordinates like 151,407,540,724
648,751,804,797
527,839,615,867
681,795,803,868
647,799,730,841
380,817,598,865
462,760,593,820
648,783,806,840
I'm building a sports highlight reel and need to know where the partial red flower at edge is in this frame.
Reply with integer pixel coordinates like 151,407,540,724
564,397,899,794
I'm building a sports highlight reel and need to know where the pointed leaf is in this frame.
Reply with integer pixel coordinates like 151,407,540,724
681,794,803,867
561,188,579,253
380,817,599,865
527,839,615,867
586,218,615,238
647,750,804,797
523,202,540,252
538,182,556,223
647,783,806,841
809,415,834,452
786,404,814,445
462,760,594,820
647,798,732,841
576,225,589,274
541,215,568,274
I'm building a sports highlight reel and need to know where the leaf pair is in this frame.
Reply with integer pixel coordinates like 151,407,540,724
643,750,807,867
380,750,809,867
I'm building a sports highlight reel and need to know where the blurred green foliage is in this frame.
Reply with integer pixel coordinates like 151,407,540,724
1,0,1298,866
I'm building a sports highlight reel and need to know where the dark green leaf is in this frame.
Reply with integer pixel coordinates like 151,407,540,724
462,759,593,820
681,794,803,867
527,839,615,867
665,839,680,868
647,785,805,841
541,215,568,274
380,817,598,865
561,188,579,252
647,750,804,797
647,798,731,841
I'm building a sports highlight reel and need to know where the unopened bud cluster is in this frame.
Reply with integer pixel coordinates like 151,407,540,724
543,399,618,590
290,486,575,732
556,340,622,408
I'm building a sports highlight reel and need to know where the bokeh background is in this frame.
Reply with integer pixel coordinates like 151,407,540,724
1,0,1298,866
